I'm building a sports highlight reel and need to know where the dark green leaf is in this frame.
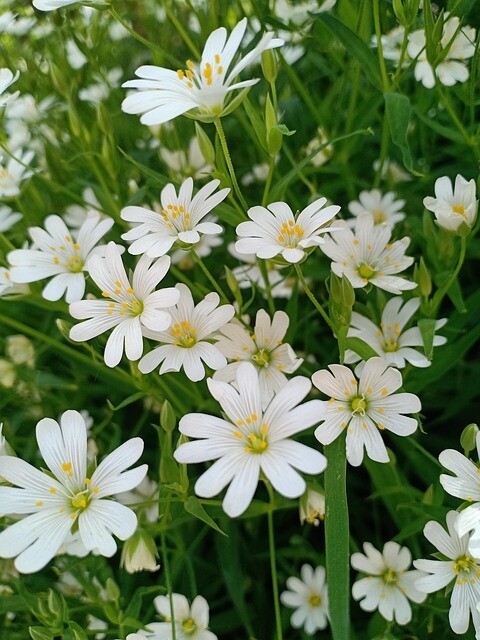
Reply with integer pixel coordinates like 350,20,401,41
184,496,227,536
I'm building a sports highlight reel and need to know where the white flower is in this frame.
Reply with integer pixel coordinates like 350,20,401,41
79,68,123,104
8,213,114,303
69,242,180,367
312,357,421,467
214,309,303,407
139,283,235,381
121,178,229,257
0,206,22,232
228,243,295,299
63,187,103,228
344,297,447,373
423,174,478,233
439,433,480,557
122,17,283,125
321,213,416,294
348,189,406,228
136,593,217,639
5,335,35,367
117,475,159,523
414,511,480,636
0,150,34,198
407,16,476,88
160,137,212,180
280,564,329,635
241,162,270,186
175,362,327,517
0,12,16,32
33,0,82,11
0,267,29,297
0,68,19,107
235,197,341,264
304,128,333,168
0,410,148,573
299,487,325,526
66,38,87,70
120,529,159,574
352,541,426,625
371,26,407,64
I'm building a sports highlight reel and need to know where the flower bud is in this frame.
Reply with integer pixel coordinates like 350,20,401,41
299,487,325,526
414,257,432,297
120,530,160,574
195,122,215,167
261,49,278,84
460,423,479,457
160,400,176,433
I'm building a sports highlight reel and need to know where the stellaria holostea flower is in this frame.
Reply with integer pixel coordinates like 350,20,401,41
280,564,329,635
0,150,34,198
423,174,477,234
348,189,405,228
134,594,217,639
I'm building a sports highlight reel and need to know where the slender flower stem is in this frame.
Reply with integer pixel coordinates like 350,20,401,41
162,0,201,59
259,260,276,316
430,235,467,316
191,249,229,304
324,435,350,640
214,118,249,211
261,156,276,208
266,482,283,640
373,0,390,92
161,528,177,640
294,264,335,333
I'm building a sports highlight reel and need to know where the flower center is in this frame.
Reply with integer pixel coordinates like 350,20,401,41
372,209,386,224
350,395,367,415
252,348,270,367
452,204,466,218
308,593,322,607
102,282,144,317
453,555,477,574
382,567,398,584
70,490,90,511
0,167,13,187
161,203,191,232
357,263,376,280
176,53,224,91
277,219,305,248
170,321,197,348
50,236,84,273
182,618,197,635
382,337,398,352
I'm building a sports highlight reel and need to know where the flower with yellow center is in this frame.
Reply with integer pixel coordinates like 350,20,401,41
70,242,180,367
281,564,329,634
235,197,341,264
352,541,426,625
0,410,147,574
175,362,327,518
312,357,421,467
122,18,283,125
8,213,114,303
423,173,477,234
415,511,480,636
139,283,234,382
0,149,33,198
348,189,405,229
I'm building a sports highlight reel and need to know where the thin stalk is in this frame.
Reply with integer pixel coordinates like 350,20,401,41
214,118,249,211
261,156,276,207
266,482,283,640
324,435,350,640
373,0,390,92
259,260,276,316
162,0,201,59
437,86,479,161
294,264,335,333
191,249,229,304
161,528,177,640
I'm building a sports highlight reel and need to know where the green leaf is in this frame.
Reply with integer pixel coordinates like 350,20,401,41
314,13,382,90
344,337,378,361
415,109,464,144
384,92,421,176
106,391,145,412
184,496,227,536
417,318,438,360
243,97,268,152
118,148,170,188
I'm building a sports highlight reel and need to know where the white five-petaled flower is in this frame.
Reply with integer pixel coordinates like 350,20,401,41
321,213,416,294
423,174,478,233
160,137,212,180
407,15,476,88
439,433,480,558
136,593,217,640
122,18,283,125
33,0,81,11
8,213,114,303
0,205,22,232
121,178,229,257
312,357,421,467
0,267,28,297
280,564,329,635
0,68,20,107
214,309,303,408
0,410,147,573
351,541,426,625
348,189,406,229
235,197,341,264
0,150,34,198
69,242,180,367
414,511,480,637
174,362,327,517
139,283,235,381
344,297,447,373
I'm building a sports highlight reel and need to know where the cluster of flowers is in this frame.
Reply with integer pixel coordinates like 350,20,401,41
0,1,479,638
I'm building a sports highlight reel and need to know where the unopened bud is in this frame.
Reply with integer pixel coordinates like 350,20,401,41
392,0,407,25
261,49,278,84
195,122,215,167
415,257,432,297
265,95,277,134
299,487,325,526
121,529,160,574
106,578,120,602
160,400,176,433
460,423,479,457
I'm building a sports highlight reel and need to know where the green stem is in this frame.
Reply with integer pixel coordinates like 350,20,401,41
324,435,350,640
191,249,229,304
214,118,248,211
261,156,276,207
162,0,201,59
294,264,335,333
437,87,479,161
373,0,390,92
266,482,283,640
161,528,177,640
430,235,467,315
259,260,276,316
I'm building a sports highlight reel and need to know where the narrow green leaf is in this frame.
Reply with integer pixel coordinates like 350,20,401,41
107,391,145,412
117,148,169,188
184,496,228,537
345,337,378,361
415,109,464,144
243,97,268,152
384,92,421,176
417,318,438,360
314,13,382,90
